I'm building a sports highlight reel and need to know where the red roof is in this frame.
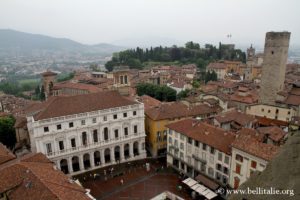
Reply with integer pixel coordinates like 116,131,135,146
53,82,102,93
0,143,15,165
146,102,217,121
0,153,90,200
139,95,161,111
166,119,236,154
33,91,138,120
232,129,279,161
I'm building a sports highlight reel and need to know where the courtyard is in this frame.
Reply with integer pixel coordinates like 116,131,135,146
73,158,193,200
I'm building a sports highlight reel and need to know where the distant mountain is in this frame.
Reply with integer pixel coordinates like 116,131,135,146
0,29,125,57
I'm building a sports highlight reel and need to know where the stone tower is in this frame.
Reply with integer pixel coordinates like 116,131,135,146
259,31,290,105
247,44,255,62
41,70,57,99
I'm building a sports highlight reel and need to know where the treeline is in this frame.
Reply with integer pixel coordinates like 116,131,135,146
136,83,177,102
105,41,246,71
0,81,38,99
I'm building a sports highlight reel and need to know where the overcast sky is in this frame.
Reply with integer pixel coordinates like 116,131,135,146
0,0,299,47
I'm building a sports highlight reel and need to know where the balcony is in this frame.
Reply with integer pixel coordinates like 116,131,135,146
192,154,207,164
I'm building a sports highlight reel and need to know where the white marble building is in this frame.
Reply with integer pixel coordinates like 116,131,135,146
26,91,147,175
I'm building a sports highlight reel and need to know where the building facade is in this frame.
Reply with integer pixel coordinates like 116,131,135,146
145,102,218,157
166,119,236,187
26,91,147,175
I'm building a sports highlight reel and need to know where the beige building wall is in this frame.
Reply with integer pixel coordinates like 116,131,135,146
246,104,295,122
229,147,268,189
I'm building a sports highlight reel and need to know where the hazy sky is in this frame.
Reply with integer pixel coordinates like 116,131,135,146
0,0,299,47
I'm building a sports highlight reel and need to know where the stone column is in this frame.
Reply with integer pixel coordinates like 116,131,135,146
120,144,124,161
79,155,84,171
111,147,115,163
129,142,134,158
90,152,95,168
68,157,73,173
56,160,61,170
101,149,105,165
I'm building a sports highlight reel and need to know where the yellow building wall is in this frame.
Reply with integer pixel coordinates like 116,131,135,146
145,116,189,157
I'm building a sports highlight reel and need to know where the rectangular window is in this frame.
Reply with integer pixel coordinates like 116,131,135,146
57,124,61,130
236,164,241,174
202,152,206,160
93,130,98,142
188,137,193,144
44,127,49,132
59,141,64,150
46,143,52,154
210,147,215,154
202,143,207,151
103,116,107,121
124,127,128,136
180,134,184,140
236,154,243,162
69,122,74,128
223,167,228,175
251,161,257,169
81,120,85,125
218,152,222,161
114,129,119,138
195,141,199,147
113,114,118,119
123,113,127,118
224,156,229,164
180,143,184,150
71,138,76,148
216,163,222,171
92,118,96,123
133,111,137,116
134,125,138,134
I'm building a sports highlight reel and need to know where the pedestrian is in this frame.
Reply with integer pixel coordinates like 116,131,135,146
120,179,124,185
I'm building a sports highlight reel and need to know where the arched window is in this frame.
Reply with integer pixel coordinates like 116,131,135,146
104,127,109,141
93,130,98,143
82,132,87,145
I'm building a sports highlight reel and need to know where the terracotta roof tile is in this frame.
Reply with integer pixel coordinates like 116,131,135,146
0,143,15,165
146,102,217,121
33,91,138,120
232,129,279,161
166,119,236,154
256,126,287,142
215,110,256,126
139,95,161,111
53,82,103,93
0,153,91,200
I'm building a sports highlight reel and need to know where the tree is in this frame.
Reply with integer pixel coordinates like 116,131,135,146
136,83,176,102
40,85,46,101
0,116,16,150
177,89,190,100
205,71,218,83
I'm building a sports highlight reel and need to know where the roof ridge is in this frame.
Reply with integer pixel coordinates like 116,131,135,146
19,162,85,199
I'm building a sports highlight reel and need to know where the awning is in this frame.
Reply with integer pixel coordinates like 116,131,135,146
183,178,217,200
195,174,219,190
182,178,197,187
